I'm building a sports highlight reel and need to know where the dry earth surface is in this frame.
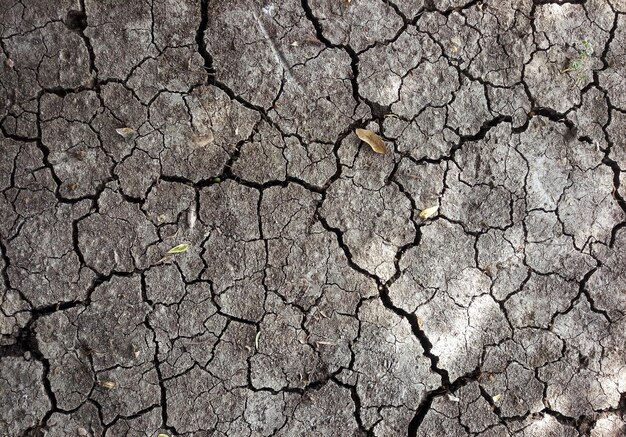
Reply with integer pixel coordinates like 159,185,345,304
1,0,626,436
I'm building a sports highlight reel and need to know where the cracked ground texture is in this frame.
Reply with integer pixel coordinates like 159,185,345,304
0,0,626,435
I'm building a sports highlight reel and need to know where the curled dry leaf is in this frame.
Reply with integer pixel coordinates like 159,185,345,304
355,128,386,154
98,380,115,389
419,205,439,220
492,393,502,402
255,332,261,350
115,127,137,141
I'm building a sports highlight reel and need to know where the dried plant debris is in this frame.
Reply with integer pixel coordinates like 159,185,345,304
192,134,214,147
166,244,189,254
448,393,461,402
419,205,439,220
355,128,387,154
97,380,116,389
115,127,137,141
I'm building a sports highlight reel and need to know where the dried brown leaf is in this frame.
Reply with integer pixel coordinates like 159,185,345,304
98,380,115,389
355,128,386,154
115,127,137,141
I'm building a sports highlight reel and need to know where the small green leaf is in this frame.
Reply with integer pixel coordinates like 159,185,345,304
212,177,222,183
158,434,170,437
166,244,189,254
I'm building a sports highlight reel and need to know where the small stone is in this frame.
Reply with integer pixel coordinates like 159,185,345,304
77,427,88,436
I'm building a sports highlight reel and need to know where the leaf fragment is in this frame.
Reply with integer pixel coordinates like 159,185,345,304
158,434,170,437
447,393,460,402
166,243,189,254
419,205,439,220
192,134,214,147
492,393,502,402
316,340,336,346
98,380,115,389
255,331,261,350
355,128,386,154
115,127,137,141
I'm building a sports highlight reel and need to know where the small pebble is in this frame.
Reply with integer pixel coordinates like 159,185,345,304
77,427,88,436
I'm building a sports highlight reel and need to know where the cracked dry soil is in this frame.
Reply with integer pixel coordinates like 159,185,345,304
1,0,626,436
